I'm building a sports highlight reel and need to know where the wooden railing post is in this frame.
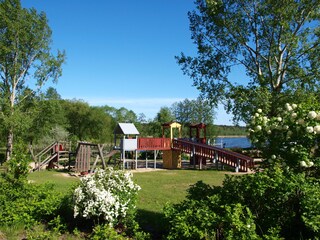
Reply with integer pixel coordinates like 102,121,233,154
192,145,196,169
235,158,240,172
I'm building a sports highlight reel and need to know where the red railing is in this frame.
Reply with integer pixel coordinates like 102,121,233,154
172,139,254,172
138,138,171,150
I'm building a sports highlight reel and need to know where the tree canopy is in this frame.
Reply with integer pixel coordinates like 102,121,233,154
177,0,320,123
0,0,65,160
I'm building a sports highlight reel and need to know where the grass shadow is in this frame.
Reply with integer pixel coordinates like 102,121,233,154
136,209,168,240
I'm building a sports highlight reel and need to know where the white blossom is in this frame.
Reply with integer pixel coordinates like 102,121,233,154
297,119,305,125
291,113,298,119
255,125,262,131
306,126,314,133
257,109,262,113
73,168,141,226
300,161,307,167
283,125,289,130
292,104,297,109
277,117,282,122
314,125,320,134
285,103,293,111
255,113,260,117
308,111,317,120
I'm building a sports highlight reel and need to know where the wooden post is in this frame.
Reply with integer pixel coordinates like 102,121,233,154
192,145,196,169
215,152,219,170
135,150,138,169
145,151,148,168
97,144,106,169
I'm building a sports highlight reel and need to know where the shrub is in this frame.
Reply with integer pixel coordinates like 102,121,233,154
164,181,260,240
0,149,68,238
247,103,320,173
73,167,142,231
164,167,320,239
3,151,31,183
0,176,63,227
90,224,126,240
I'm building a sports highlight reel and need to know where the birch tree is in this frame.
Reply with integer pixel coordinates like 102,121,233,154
0,0,65,160
177,0,320,123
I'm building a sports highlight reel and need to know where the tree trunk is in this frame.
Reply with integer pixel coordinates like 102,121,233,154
5,129,13,161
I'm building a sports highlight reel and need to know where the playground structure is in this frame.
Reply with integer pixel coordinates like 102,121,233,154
33,122,254,173
33,141,71,171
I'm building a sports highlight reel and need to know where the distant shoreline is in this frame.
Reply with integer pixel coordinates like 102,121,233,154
216,135,247,138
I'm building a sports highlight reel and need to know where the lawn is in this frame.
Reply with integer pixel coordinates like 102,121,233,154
132,169,226,238
27,168,227,239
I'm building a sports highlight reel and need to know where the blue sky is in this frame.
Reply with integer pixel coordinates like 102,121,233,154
21,0,237,125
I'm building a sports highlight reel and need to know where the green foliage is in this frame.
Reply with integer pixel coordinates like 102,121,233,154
0,178,63,227
0,0,65,160
90,224,126,240
164,181,259,240
178,0,320,123
61,100,113,142
90,222,151,240
171,97,215,125
214,125,247,136
3,151,31,182
29,98,68,143
164,167,320,239
248,102,320,173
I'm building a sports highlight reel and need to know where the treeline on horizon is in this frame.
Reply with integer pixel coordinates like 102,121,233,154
214,125,246,136
0,87,245,154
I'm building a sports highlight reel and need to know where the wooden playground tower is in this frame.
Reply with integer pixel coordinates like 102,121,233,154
161,122,182,169
189,123,207,165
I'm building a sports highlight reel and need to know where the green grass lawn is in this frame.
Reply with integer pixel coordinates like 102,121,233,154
28,169,80,194
132,169,226,238
133,169,225,212
27,168,227,239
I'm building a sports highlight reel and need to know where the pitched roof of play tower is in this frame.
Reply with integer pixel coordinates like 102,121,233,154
113,123,140,135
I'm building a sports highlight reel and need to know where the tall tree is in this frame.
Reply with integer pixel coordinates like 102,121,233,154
177,0,320,123
171,98,215,125
0,0,65,160
62,100,113,142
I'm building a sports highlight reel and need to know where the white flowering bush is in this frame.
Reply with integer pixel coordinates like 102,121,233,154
73,167,141,227
247,103,320,170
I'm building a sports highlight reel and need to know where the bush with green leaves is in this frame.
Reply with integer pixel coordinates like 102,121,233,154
90,224,126,240
247,103,320,172
0,176,64,228
164,166,320,239
4,151,31,182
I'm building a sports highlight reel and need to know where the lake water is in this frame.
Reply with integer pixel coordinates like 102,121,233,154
213,137,252,149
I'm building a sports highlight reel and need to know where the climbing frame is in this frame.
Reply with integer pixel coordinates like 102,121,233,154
74,142,106,173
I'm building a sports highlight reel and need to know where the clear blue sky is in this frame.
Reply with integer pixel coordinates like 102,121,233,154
21,0,237,125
